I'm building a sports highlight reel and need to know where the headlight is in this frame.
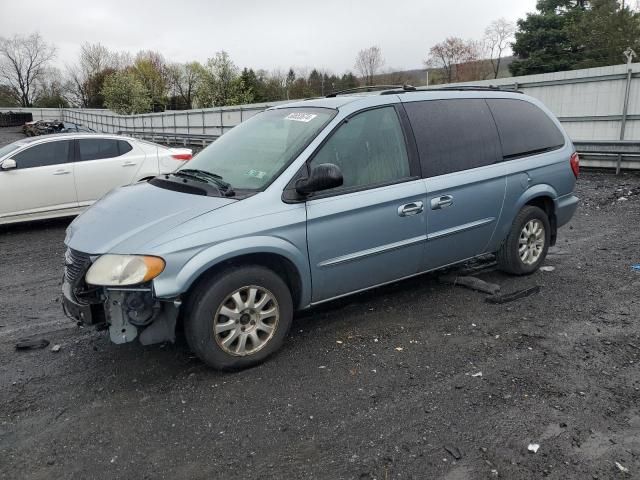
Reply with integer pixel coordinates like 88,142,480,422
85,255,165,286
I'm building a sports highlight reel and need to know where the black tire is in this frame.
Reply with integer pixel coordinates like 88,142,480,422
497,205,550,275
183,265,293,370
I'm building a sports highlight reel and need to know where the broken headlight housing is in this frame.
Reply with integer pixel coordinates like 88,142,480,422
85,255,165,287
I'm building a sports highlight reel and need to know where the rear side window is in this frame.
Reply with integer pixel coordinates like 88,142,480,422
13,140,71,169
404,99,501,177
78,139,121,161
117,140,133,155
486,99,565,159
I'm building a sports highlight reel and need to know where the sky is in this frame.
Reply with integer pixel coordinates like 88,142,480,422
0,0,538,74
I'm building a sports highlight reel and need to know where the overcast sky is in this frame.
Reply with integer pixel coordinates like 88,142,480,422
1,0,537,73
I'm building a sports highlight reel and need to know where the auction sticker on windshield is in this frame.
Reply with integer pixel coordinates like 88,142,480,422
285,112,318,122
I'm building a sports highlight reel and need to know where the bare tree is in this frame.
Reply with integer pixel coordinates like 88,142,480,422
426,37,477,84
0,33,56,107
67,42,120,107
484,18,516,79
355,46,384,85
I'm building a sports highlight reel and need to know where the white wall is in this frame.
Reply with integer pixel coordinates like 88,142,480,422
1,63,638,143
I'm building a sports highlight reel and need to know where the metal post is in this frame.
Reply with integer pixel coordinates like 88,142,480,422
617,47,636,174
202,110,205,134
173,112,177,145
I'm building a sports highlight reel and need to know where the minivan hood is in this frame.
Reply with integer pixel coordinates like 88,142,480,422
65,182,235,254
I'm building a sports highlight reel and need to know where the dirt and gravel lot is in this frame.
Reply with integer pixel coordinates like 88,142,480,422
0,126,639,479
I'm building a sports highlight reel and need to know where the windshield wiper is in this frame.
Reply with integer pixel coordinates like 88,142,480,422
173,169,235,196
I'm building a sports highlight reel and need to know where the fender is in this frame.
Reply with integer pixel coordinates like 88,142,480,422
491,183,559,251
515,183,559,213
153,235,312,308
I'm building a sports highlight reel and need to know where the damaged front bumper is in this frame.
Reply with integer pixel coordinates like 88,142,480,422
62,249,180,345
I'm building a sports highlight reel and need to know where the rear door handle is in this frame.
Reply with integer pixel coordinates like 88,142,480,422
430,195,454,210
398,201,424,217
53,169,71,175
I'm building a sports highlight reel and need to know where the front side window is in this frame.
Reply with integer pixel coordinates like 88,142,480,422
184,107,336,190
309,106,410,192
12,140,71,169
78,139,121,161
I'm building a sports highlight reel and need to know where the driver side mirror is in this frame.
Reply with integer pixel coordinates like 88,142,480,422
1,159,16,171
295,163,343,195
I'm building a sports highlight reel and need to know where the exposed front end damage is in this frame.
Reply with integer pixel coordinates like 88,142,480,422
62,248,179,345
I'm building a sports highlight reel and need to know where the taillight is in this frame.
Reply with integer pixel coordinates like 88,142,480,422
570,152,579,178
172,153,192,161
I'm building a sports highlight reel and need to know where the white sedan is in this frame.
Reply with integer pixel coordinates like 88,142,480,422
0,133,192,225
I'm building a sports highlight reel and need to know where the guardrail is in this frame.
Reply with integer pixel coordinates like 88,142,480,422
117,130,219,148
573,140,640,173
117,133,640,173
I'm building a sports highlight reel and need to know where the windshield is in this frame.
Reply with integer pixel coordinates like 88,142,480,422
0,142,22,160
182,107,336,190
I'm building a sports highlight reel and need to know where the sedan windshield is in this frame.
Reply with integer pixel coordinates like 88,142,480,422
182,107,336,190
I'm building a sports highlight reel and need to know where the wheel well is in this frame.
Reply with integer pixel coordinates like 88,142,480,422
187,253,303,309
525,196,557,245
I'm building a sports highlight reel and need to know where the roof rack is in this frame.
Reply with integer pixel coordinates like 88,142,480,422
326,85,416,98
424,85,523,94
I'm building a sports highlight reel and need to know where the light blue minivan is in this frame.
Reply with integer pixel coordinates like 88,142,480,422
63,86,579,369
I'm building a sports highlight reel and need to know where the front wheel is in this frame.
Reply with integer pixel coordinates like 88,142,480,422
184,265,293,370
497,205,550,275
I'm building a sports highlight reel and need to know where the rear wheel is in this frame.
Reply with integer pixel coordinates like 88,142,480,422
497,205,550,275
184,265,293,370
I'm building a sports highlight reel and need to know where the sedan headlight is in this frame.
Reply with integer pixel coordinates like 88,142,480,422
85,255,165,286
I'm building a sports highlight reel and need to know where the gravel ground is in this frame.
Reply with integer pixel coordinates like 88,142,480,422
0,126,639,479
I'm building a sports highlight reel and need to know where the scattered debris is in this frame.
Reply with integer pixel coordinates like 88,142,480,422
527,443,540,453
51,344,61,353
444,445,462,460
439,274,501,295
617,197,628,202
395,347,404,352
336,340,343,344
318,365,327,369
615,461,629,473
471,372,483,377
486,286,541,305
15,338,50,350
539,266,555,272
631,264,640,272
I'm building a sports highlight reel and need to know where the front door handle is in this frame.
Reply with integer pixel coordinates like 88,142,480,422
53,169,71,175
122,161,137,167
430,195,454,210
398,201,424,217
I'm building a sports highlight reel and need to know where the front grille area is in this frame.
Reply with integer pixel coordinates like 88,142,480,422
64,248,92,285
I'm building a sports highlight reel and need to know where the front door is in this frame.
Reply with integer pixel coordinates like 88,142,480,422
0,139,77,220
305,106,427,302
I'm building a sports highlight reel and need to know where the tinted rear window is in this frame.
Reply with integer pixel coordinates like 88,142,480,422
78,139,121,161
404,99,501,177
486,99,565,159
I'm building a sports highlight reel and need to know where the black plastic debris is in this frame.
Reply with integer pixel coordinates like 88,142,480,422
486,286,542,304
15,338,50,350
444,445,463,460
440,274,501,295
